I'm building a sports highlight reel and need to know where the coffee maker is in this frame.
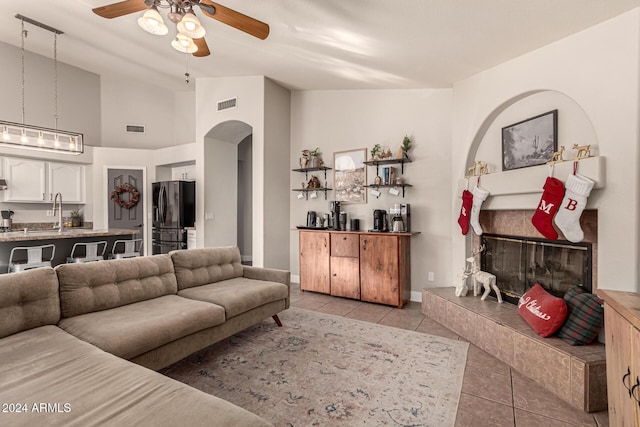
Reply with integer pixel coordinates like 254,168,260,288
389,203,410,232
328,201,341,230
372,209,387,232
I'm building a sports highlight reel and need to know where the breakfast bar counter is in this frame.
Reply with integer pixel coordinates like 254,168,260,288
0,228,139,242
0,228,141,272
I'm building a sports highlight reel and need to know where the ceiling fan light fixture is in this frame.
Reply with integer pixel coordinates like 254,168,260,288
171,33,198,53
177,11,206,38
137,6,168,35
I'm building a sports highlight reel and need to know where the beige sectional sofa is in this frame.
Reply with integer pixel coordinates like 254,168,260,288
0,246,290,426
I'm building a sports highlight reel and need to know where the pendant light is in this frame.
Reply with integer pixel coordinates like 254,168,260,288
0,15,83,155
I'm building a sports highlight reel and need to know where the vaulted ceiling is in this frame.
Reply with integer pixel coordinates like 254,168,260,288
1,1,639,91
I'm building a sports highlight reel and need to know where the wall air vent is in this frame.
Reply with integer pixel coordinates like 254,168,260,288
126,124,145,134
217,97,238,111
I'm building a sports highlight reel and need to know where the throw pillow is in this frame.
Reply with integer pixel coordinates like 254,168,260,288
557,285,604,345
518,284,568,337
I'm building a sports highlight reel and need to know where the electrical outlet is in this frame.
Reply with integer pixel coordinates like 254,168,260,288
46,210,53,217
428,272,435,282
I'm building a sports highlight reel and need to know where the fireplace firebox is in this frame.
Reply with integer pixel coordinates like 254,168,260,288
480,233,592,305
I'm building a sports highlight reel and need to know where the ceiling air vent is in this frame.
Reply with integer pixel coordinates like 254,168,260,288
126,124,145,134
217,97,238,111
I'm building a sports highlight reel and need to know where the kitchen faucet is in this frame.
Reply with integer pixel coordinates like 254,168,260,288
52,192,63,233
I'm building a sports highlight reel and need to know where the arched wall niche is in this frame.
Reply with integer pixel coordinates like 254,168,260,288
465,90,599,174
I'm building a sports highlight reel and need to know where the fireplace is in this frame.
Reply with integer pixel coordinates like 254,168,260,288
473,209,597,304
480,234,592,304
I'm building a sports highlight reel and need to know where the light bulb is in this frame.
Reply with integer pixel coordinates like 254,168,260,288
38,131,44,145
177,11,206,38
171,33,198,53
138,6,168,35
54,134,60,148
20,129,28,143
2,126,9,141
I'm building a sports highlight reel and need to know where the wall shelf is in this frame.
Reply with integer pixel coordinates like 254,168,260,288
291,166,332,180
292,188,333,200
364,184,413,198
363,158,412,174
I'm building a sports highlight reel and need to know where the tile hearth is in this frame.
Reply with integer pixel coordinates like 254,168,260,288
422,287,607,413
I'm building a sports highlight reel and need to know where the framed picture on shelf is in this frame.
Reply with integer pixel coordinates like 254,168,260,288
502,110,558,171
333,148,367,204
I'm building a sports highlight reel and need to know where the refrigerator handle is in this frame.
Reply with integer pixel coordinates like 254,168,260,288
159,185,167,224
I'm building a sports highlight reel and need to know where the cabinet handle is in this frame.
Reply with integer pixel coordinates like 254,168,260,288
362,239,367,250
632,377,640,403
42,193,45,201
324,238,327,248
623,367,632,397
343,236,347,240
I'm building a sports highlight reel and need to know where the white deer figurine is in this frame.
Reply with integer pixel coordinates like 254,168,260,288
466,245,503,303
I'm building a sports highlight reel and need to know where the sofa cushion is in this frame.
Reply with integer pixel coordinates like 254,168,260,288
56,254,178,317
0,325,271,427
58,295,225,360
178,277,289,319
171,246,243,290
0,268,60,338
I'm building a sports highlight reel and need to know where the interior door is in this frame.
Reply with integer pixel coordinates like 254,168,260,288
108,169,144,250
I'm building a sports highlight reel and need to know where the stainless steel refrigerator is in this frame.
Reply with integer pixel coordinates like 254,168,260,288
152,180,195,254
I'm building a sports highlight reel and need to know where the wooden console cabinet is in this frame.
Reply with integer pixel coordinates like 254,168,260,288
299,230,416,308
599,289,640,426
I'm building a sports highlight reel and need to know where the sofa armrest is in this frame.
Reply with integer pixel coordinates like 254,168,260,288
243,266,291,309
243,266,290,286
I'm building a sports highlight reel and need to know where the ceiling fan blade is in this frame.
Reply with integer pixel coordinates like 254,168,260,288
198,0,269,40
93,0,148,19
193,37,210,57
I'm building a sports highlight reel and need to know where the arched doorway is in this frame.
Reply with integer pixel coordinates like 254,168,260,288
203,120,253,261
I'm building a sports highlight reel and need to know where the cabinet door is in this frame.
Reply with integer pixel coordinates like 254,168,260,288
299,231,330,294
604,307,637,426
632,324,640,425
4,158,46,202
331,257,360,299
360,235,399,306
48,162,85,203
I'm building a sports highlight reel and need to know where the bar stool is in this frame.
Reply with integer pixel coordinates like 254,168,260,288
66,241,107,263
109,239,143,259
8,244,56,273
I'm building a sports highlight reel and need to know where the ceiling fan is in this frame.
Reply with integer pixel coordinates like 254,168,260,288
93,0,269,57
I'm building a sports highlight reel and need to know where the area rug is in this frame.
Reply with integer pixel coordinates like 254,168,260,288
160,307,468,426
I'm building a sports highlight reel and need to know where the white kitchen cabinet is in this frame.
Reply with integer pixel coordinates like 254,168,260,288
48,162,85,203
3,158,85,204
4,158,47,202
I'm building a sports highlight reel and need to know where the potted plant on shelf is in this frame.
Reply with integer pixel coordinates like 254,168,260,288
401,135,412,159
70,209,82,227
370,144,381,161
309,147,323,168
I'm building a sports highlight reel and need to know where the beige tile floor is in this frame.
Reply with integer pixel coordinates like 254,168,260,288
290,283,609,427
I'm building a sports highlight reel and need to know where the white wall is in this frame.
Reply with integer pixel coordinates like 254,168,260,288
195,76,291,269
452,9,640,292
100,73,190,149
289,89,453,294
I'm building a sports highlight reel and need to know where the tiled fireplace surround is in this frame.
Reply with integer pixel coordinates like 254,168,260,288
422,209,606,413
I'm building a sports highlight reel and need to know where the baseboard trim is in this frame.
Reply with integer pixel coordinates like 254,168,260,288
410,290,422,303
291,274,300,284
241,255,252,262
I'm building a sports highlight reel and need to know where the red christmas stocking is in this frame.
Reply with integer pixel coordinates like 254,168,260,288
531,177,565,240
457,189,473,235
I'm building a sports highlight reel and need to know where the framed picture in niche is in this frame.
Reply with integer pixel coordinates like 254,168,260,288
502,110,558,171
334,148,367,204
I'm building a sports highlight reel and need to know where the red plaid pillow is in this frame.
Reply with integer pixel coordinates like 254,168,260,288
518,284,568,337
557,285,604,345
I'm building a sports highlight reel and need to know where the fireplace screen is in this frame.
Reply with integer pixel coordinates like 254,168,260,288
480,234,592,304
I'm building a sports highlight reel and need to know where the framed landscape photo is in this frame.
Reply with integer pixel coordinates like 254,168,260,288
334,148,367,204
502,110,558,171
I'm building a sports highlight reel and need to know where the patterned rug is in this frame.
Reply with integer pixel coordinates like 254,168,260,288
160,307,468,426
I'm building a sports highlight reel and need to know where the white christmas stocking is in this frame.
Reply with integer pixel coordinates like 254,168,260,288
470,185,490,235
554,173,594,243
